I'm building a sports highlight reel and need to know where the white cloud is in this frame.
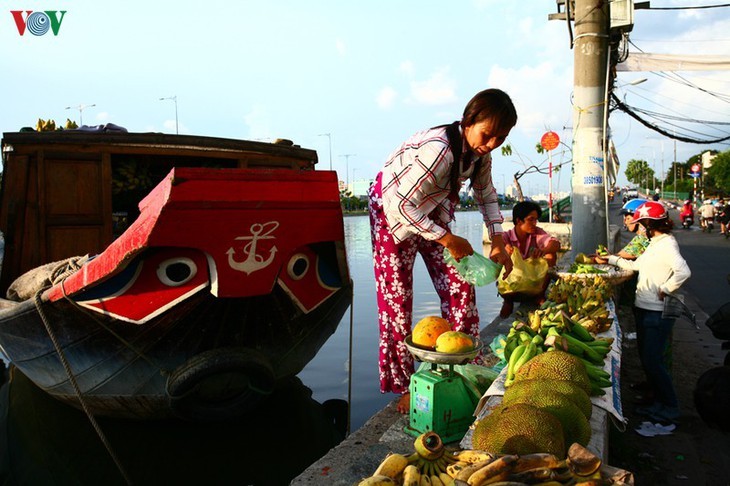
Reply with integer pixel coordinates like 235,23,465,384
335,39,346,56
399,60,414,76
487,62,573,138
95,111,110,122
408,67,457,105
376,86,398,110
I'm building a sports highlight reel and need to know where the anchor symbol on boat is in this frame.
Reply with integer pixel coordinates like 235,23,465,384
227,221,280,274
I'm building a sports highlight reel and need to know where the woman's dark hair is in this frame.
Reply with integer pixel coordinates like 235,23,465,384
461,88,518,135
513,201,542,223
449,89,518,197
642,217,674,234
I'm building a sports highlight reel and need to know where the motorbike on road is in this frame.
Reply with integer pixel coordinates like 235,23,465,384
682,214,693,229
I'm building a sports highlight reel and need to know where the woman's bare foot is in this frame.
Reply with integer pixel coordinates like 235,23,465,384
397,393,410,414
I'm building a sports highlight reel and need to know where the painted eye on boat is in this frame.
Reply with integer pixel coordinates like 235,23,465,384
157,258,198,287
286,253,309,280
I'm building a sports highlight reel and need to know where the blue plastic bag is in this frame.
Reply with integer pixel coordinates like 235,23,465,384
444,249,502,286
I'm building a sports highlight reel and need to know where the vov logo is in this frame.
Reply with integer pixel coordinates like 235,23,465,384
11,10,67,36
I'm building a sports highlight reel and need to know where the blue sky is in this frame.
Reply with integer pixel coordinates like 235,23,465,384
2,1,729,195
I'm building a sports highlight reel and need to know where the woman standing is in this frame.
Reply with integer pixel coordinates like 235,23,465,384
607,201,691,423
368,88,517,412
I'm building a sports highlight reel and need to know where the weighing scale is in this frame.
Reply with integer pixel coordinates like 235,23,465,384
403,336,483,443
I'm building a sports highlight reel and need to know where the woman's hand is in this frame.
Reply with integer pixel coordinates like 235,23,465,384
594,255,609,264
436,233,474,261
490,234,513,277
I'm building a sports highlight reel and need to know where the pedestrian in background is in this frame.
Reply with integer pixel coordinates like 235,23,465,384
607,201,691,423
367,88,517,413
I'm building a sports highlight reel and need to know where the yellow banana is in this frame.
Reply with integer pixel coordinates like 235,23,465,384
438,472,455,486
465,454,518,486
419,473,432,486
402,464,421,486
510,453,564,473
357,475,398,486
430,474,444,486
373,453,410,479
414,432,445,461
452,450,494,464
454,458,494,481
445,461,470,478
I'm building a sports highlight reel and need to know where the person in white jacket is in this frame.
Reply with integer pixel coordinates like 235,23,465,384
607,200,691,423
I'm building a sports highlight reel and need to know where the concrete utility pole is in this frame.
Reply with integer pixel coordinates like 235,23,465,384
570,0,610,253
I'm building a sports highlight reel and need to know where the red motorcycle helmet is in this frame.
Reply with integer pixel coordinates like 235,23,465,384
632,201,668,222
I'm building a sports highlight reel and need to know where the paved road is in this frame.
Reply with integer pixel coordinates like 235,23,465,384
606,198,730,485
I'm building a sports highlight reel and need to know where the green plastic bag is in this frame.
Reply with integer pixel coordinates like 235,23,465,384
444,249,502,286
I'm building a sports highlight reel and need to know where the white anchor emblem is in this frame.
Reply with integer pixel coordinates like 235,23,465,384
227,221,279,274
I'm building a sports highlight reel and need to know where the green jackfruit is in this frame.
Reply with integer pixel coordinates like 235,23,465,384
499,389,591,447
472,403,566,458
513,350,592,395
503,379,592,419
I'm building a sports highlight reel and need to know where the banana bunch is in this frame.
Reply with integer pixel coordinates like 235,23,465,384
360,433,610,485
35,118,57,131
112,159,154,195
440,450,589,485
64,118,79,129
503,314,613,394
545,276,614,333
358,432,458,486
503,331,543,387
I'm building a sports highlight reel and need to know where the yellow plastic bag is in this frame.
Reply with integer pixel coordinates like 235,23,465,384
497,249,549,297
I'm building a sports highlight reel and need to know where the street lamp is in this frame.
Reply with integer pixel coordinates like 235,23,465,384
64,103,95,126
318,133,333,170
340,154,356,186
159,96,178,134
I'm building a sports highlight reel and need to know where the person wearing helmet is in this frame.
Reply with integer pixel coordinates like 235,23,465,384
607,200,691,423
595,199,649,264
698,200,716,231
679,200,694,224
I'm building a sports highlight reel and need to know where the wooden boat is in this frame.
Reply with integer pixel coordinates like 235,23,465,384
0,130,352,420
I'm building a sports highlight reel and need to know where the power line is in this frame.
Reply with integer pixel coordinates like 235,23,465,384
645,3,730,10
611,93,730,143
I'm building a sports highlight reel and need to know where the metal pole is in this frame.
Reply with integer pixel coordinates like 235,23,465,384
570,0,610,253
548,151,553,223
340,154,355,186
673,134,678,201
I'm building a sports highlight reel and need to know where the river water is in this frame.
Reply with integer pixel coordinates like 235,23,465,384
299,210,504,432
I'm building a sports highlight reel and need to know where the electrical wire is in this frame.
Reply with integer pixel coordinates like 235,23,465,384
645,3,730,10
612,93,730,143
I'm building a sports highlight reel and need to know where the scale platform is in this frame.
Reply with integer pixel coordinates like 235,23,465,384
403,336,483,443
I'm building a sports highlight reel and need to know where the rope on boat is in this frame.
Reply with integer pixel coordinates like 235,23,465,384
33,289,133,485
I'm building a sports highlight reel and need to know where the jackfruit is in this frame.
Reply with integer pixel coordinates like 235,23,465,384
471,403,566,458
502,379,592,419
513,350,592,396
499,388,591,446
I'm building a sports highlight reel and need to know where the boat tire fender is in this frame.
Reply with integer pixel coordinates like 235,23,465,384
167,347,276,421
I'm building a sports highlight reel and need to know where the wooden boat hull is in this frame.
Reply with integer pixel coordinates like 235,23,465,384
0,282,351,420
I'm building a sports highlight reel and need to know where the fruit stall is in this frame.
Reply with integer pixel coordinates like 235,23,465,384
293,261,636,485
